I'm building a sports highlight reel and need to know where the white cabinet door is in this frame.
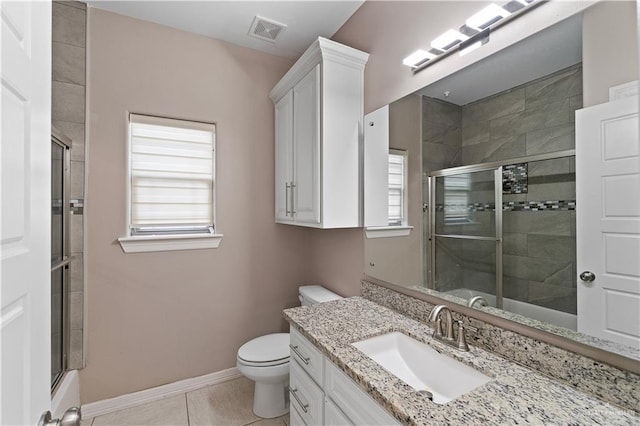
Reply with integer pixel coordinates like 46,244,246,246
364,105,390,227
290,359,324,425
324,397,353,426
1,1,52,424
292,65,321,225
275,91,294,223
576,96,640,350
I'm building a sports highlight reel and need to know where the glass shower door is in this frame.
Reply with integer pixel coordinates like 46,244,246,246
51,135,70,390
430,167,503,307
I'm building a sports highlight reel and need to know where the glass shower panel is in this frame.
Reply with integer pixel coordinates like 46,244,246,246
435,237,497,301
51,136,69,390
435,169,496,237
51,267,64,384
52,142,64,264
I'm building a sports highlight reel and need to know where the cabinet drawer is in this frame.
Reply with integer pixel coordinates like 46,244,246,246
290,359,324,426
324,397,353,426
290,404,306,426
325,360,399,426
290,326,324,386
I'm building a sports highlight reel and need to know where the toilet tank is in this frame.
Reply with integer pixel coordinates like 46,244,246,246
299,285,342,306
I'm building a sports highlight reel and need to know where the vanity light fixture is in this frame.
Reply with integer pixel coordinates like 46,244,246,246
431,29,469,51
403,0,541,72
459,28,491,56
403,49,436,67
466,4,510,31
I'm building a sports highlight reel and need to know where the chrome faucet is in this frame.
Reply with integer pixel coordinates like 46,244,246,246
428,305,477,351
428,305,455,341
467,296,489,309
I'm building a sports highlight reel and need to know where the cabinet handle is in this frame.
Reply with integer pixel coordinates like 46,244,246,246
289,344,310,365
285,182,291,216
290,183,296,214
290,387,309,413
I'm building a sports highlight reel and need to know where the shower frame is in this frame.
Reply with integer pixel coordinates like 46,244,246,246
51,128,71,392
427,149,576,309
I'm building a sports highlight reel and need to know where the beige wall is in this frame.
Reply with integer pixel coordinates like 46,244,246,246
307,228,365,297
83,8,313,403
363,95,423,287
583,1,639,107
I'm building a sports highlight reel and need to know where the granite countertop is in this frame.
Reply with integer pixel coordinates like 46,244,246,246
283,297,639,425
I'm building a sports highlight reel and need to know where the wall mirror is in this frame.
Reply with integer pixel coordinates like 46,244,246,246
364,10,640,365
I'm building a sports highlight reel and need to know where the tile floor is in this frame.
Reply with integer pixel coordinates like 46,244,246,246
81,378,290,426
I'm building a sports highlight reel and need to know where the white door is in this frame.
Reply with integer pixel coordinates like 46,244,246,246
576,95,640,352
275,91,294,223
292,65,321,225
1,1,52,424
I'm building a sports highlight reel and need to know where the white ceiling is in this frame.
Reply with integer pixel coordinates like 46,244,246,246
85,1,364,58
418,14,583,106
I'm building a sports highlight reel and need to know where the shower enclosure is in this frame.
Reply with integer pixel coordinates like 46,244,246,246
51,129,71,390
427,150,577,329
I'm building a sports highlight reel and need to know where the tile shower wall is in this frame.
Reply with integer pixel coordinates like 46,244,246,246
421,97,462,279
52,0,86,369
423,64,581,314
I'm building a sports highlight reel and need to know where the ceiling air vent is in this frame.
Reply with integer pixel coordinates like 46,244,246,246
248,15,286,43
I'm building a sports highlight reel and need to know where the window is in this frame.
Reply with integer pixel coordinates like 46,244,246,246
118,114,222,253
365,148,413,238
443,174,471,224
388,149,408,226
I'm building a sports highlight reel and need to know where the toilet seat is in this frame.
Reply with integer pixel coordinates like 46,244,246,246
237,333,290,367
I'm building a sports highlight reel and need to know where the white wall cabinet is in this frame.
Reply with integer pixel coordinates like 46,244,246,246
363,105,390,227
270,38,369,228
289,327,399,426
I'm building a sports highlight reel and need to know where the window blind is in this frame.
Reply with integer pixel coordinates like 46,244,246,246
444,174,470,223
388,151,406,226
129,114,215,234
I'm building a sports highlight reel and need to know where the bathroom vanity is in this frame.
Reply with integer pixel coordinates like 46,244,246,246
284,297,639,425
289,327,399,425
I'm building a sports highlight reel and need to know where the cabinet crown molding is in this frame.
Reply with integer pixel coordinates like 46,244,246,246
269,37,369,103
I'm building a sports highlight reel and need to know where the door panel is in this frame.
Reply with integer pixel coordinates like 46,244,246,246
576,96,640,350
1,1,52,424
292,65,321,224
275,91,293,222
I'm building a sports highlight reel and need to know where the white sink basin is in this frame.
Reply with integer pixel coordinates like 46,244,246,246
352,332,491,404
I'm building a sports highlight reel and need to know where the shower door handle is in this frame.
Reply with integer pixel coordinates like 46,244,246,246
580,271,596,282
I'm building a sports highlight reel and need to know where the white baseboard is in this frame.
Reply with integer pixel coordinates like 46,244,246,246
82,367,241,419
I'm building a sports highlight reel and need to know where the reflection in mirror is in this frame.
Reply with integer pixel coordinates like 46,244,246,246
428,152,577,331
364,11,640,362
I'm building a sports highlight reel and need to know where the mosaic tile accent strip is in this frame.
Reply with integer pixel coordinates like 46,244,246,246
434,200,576,212
283,295,640,425
360,280,640,414
503,200,576,211
503,163,528,194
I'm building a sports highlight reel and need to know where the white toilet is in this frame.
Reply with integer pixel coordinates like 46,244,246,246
236,285,342,418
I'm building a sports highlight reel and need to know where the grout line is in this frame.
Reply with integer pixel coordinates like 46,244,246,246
52,39,86,50
52,40,87,51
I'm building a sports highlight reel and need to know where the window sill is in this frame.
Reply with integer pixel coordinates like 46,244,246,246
365,226,413,239
118,233,224,253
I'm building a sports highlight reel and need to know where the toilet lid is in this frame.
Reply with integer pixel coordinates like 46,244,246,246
238,333,290,364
